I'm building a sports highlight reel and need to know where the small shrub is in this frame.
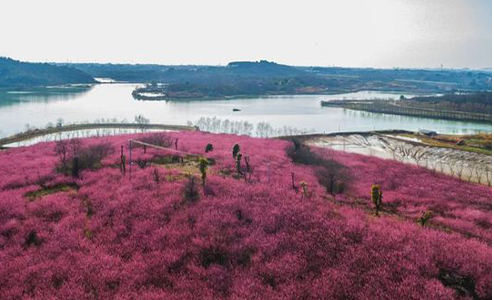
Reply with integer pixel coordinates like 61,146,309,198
371,185,383,216
54,140,69,172
419,210,434,226
236,153,243,175
182,176,200,203
207,158,216,165
200,246,229,268
57,141,114,176
199,158,209,186
205,143,214,153
203,185,216,196
136,158,147,168
83,228,93,239
244,156,253,181
153,168,160,183
79,142,113,168
24,230,42,248
286,139,319,165
138,133,172,148
287,139,351,195
316,161,349,195
300,181,308,197
71,157,80,178
55,139,84,174
69,139,82,157
236,247,255,267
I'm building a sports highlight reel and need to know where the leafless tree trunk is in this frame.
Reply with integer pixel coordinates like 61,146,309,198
485,167,491,186
474,168,483,184
455,163,464,180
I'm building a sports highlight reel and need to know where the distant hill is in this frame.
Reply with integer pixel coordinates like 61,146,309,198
226,60,301,77
63,61,492,93
0,57,96,88
65,60,302,83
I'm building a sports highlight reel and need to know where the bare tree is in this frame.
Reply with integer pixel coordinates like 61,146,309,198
410,147,427,167
474,168,483,184
454,163,464,180
465,169,473,182
438,162,444,174
445,164,453,177
485,167,491,186
135,115,150,132
54,140,69,171
69,138,82,157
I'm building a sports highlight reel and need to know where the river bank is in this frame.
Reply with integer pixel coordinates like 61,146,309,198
0,123,197,148
305,132,492,185
321,92,492,123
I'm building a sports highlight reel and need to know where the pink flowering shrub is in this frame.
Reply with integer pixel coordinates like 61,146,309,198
0,131,491,300
319,148,492,244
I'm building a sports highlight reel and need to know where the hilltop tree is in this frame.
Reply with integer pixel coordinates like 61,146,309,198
371,185,383,216
182,175,200,203
199,158,209,186
236,153,243,175
232,144,240,159
54,140,69,172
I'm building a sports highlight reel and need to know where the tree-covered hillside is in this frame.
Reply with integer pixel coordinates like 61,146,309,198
0,57,96,88
66,60,492,94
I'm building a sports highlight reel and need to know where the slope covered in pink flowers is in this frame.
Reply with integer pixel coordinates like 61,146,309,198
0,131,491,300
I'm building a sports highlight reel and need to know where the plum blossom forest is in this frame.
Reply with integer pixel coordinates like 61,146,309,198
0,131,491,300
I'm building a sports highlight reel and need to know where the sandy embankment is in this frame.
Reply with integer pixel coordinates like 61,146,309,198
308,134,492,185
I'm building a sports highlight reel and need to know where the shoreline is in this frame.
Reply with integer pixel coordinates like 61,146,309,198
305,132,492,185
0,123,198,148
321,99,491,124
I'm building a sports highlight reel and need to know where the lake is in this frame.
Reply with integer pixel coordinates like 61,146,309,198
0,83,490,138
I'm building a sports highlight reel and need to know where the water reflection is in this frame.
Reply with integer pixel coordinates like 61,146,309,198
0,83,490,138
0,85,94,108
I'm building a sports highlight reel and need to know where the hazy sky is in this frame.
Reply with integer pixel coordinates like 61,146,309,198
0,0,491,68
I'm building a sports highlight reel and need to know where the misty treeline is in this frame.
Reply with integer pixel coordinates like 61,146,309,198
0,57,95,88
187,117,315,137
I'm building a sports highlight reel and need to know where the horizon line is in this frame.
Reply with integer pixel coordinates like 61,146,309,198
2,55,492,72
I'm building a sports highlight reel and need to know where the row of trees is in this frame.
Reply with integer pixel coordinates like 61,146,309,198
187,117,315,137
55,139,114,178
408,92,492,114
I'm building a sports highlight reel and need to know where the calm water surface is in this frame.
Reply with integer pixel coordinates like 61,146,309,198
0,84,490,138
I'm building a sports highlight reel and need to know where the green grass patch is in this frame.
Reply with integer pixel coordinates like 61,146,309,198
24,183,79,201
398,133,492,155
